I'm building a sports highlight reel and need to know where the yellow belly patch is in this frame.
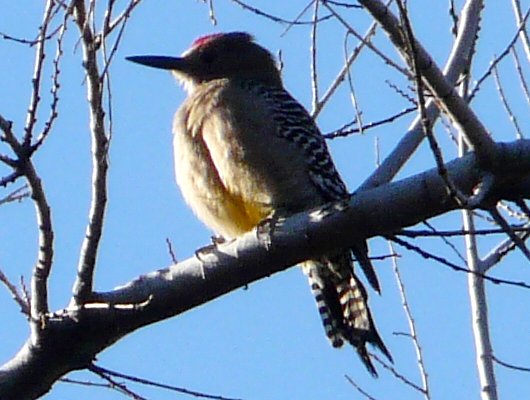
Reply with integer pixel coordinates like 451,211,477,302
215,190,271,237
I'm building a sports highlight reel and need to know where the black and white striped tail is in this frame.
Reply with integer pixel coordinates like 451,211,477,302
302,255,391,376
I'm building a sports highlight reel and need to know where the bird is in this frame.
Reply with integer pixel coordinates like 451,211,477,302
127,32,391,375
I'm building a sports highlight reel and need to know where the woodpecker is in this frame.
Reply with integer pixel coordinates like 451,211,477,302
128,32,390,375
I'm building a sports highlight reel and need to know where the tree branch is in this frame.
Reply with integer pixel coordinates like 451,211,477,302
359,0,486,189
1,139,529,399
71,0,110,305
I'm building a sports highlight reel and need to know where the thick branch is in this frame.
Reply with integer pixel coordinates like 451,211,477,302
1,139,529,399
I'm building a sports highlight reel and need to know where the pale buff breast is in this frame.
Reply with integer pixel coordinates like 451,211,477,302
172,79,322,238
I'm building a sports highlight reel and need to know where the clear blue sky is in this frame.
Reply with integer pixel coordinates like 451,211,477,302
1,1,530,399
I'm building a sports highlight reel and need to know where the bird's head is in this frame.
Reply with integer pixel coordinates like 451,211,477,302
127,32,281,93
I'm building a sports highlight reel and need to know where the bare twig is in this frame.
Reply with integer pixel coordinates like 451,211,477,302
399,226,530,238
361,0,485,189
205,0,218,25
388,241,430,399
396,0,467,205
493,356,530,373
388,235,530,290
89,364,242,400
0,23,63,46
23,0,57,147
90,366,148,400
449,0,459,36
511,48,530,107
488,207,530,261
360,0,495,169
230,0,332,25
480,223,530,272
0,185,30,205
344,375,378,400
470,7,530,101
343,32,364,135
310,0,319,113
60,377,112,388
323,2,410,78
371,353,427,394
422,221,467,263
165,238,178,264
324,106,415,138
511,0,530,62
108,0,142,33
312,10,381,118
0,268,30,316
33,10,69,151
492,65,524,139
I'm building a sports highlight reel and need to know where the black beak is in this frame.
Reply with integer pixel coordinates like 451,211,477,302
126,55,188,71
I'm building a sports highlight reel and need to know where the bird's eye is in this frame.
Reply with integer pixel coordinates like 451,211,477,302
199,51,216,64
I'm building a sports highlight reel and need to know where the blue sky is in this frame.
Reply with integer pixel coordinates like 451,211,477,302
1,1,530,399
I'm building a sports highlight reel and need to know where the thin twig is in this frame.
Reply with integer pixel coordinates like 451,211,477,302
310,0,319,113
205,0,217,24
365,0,495,168
230,0,332,25
61,377,112,388
388,235,530,290
511,48,530,107
423,221,467,263
108,0,142,33
33,9,69,151
23,0,57,147
388,241,430,399
361,0,485,189
344,375,377,400
343,31,364,135
493,355,530,373
312,7,382,118
488,207,530,261
324,107,415,138
511,0,530,62
89,364,242,400
371,353,427,394
492,64,524,139
0,184,29,205
91,367,148,400
165,238,178,264
469,7,530,101
448,0,459,36
398,0,467,207
322,1,410,77
399,226,530,238
480,222,530,272
0,268,30,316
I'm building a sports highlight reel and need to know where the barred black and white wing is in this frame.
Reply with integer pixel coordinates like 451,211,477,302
244,81,391,374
